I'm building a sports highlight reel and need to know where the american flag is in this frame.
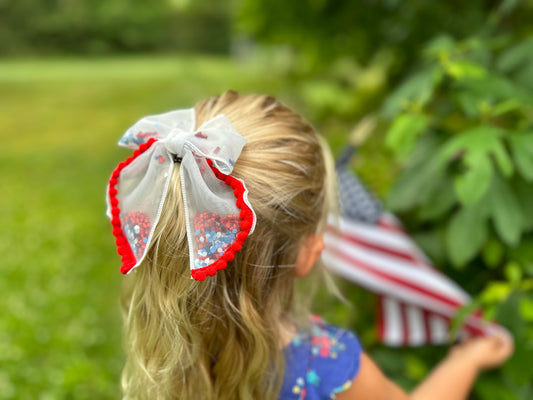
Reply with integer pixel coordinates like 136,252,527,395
322,146,500,346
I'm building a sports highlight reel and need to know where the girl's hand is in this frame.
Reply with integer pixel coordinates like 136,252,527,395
447,331,514,371
338,331,514,400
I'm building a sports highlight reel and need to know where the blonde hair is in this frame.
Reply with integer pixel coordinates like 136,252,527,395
120,91,334,399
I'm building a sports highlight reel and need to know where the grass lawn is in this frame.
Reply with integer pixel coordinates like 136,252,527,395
0,54,294,399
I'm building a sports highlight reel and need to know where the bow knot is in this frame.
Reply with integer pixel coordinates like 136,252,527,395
161,129,189,157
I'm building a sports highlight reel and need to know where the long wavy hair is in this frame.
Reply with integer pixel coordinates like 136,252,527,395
120,91,335,399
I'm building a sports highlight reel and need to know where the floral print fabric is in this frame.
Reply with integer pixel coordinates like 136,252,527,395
280,316,362,399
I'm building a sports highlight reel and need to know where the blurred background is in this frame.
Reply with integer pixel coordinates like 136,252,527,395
1,0,533,398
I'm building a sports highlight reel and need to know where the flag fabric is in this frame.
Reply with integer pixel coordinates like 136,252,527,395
322,146,500,346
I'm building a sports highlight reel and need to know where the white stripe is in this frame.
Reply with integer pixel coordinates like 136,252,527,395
429,314,449,344
381,213,433,265
321,249,460,317
324,247,498,345
340,215,434,267
379,212,400,225
381,297,403,346
323,233,470,303
406,304,426,346
330,216,426,262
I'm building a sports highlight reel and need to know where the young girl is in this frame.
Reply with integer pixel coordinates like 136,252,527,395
107,91,513,400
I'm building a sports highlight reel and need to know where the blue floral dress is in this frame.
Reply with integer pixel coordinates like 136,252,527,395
280,316,363,399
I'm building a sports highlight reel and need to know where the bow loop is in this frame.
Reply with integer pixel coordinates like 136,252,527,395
107,109,256,280
118,109,196,149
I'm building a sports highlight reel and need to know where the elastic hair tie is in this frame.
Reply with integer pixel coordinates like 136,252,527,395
106,108,256,281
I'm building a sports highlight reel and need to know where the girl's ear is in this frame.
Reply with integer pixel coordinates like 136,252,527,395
294,234,325,278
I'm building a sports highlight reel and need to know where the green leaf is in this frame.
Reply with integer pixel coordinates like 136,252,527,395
501,296,533,386
508,237,533,277
504,261,523,285
509,132,533,181
454,152,493,206
492,98,522,116
445,60,487,80
423,35,456,59
382,66,443,118
519,295,533,322
439,125,502,163
455,91,482,118
449,300,481,338
385,113,429,158
412,229,448,266
497,37,533,73
440,126,512,205
487,173,524,246
386,153,445,212
418,173,456,221
494,292,523,335
455,74,518,106
515,179,533,230
446,205,488,267
481,236,505,268
492,136,514,177
479,281,512,304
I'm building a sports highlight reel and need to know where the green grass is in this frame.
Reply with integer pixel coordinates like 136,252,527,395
0,54,292,399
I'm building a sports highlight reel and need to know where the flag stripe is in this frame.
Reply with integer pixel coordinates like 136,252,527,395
323,246,489,337
381,296,403,346
322,247,460,314
406,303,425,346
323,234,468,305
423,308,432,344
400,302,409,346
331,216,420,256
326,225,426,266
430,314,449,343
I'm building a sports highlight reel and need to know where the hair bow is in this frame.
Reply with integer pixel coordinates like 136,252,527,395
106,109,256,280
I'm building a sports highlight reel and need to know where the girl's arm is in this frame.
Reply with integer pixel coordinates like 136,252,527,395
336,333,514,400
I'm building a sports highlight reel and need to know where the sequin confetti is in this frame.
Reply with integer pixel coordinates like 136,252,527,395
193,212,240,269
123,212,150,258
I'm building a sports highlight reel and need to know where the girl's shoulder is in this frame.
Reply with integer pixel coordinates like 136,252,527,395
281,315,362,399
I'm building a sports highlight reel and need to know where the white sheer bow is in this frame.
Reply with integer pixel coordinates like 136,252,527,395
106,109,256,280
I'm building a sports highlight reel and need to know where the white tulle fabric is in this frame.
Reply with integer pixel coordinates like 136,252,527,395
106,108,256,275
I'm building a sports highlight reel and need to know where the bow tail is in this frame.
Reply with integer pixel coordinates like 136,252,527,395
108,139,174,274
180,155,255,281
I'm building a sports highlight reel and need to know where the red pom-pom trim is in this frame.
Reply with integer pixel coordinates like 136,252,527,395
190,160,255,281
108,138,158,274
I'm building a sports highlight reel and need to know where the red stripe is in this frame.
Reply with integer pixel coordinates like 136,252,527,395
325,238,489,340
376,216,406,233
326,225,426,267
327,244,463,309
405,305,485,344
428,309,487,338
423,308,432,343
379,297,487,345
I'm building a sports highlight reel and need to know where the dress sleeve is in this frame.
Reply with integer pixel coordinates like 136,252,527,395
326,329,362,397
308,323,363,398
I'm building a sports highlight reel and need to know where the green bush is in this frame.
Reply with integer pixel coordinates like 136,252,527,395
382,31,533,400
0,0,231,55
